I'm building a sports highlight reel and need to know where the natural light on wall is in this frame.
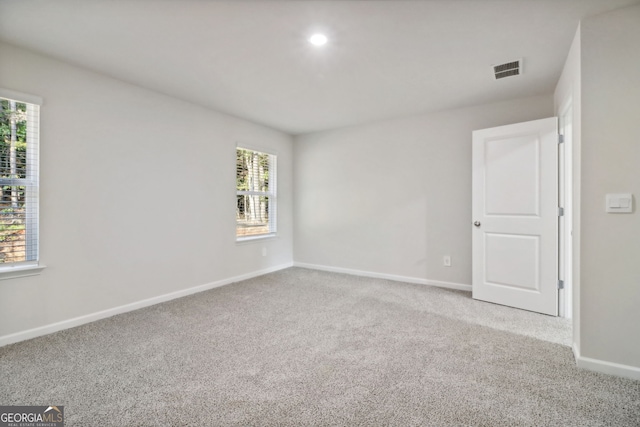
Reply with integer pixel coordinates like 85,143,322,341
236,147,277,240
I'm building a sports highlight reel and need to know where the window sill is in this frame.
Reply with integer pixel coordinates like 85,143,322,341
0,264,46,281
236,233,278,244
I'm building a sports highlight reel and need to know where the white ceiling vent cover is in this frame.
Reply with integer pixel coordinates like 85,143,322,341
493,59,522,80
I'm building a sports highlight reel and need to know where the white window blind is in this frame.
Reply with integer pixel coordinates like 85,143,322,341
0,96,39,266
236,147,276,239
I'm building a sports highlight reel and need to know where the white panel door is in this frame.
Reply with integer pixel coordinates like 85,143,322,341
472,117,558,316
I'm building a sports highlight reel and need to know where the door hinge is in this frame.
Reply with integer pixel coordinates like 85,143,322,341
558,134,565,144
557,279,565,290
558,207,565,217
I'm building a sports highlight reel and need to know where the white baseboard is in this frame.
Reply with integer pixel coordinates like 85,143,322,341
573,343,640,381
293,262,472,292
0,262,293,348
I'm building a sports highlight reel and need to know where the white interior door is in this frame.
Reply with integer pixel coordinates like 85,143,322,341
472,117,558,316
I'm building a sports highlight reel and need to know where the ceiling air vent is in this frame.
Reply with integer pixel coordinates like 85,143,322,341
493,59,522,80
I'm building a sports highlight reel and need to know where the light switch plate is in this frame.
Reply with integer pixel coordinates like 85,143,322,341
606,193,633,213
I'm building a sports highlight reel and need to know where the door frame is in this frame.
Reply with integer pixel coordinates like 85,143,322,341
558,98,574,319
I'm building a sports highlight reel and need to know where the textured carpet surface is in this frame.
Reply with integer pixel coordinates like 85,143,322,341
1,267,639,426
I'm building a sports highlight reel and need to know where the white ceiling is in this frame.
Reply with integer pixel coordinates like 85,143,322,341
0,0,637,135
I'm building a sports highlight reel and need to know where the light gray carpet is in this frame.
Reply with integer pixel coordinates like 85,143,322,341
1,267,639,426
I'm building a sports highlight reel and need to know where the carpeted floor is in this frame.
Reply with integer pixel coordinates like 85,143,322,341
1,267,639,426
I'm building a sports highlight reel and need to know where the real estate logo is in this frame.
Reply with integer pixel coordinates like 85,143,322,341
0,406,64,427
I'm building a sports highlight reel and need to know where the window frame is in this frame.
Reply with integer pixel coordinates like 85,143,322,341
0,89,44,280
235,146,277,242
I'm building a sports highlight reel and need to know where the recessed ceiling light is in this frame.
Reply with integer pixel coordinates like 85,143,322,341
309,33,328,46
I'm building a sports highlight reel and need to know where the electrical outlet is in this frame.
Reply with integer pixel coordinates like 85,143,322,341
443,256,451,267
262,247,267,257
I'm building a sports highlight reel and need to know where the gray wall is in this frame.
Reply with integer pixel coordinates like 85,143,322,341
0,42,294,339
293,95,553,286
580,4,640,368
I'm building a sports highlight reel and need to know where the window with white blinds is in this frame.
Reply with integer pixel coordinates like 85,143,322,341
0,95,40,267
236,147,276,240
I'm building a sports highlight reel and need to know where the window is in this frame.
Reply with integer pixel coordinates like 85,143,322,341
0,94,40,270
236,147,276,240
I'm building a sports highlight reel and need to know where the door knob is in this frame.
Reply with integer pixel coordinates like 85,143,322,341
474,221,481,227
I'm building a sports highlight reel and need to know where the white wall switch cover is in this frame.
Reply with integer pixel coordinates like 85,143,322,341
606,193,633,213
